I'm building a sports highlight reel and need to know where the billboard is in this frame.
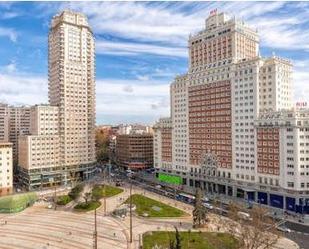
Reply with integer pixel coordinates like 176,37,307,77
158,173,182,185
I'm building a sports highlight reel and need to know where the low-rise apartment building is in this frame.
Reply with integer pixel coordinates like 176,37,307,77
18,105,61,189
116,134,153,170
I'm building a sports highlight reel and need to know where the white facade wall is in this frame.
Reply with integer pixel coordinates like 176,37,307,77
259,57,293,112
232,58,260,183
171,76,188,172
0,143,13,196
153,118,173,171
19,135,60,170
19,105,61,171
49,10,96,167
30,105,59,136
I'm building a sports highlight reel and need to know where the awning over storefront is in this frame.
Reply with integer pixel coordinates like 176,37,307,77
240,188,256,192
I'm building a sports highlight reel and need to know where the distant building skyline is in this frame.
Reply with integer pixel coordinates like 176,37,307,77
0,2,309,124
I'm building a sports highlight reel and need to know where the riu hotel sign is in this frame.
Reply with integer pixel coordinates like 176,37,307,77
296,102,308,108
210,9,218,16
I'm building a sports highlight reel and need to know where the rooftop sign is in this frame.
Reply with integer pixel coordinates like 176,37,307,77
296,102,308,108
210,9,218,16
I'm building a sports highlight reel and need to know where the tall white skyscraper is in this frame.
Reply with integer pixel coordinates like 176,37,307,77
17,10,96,190
48,10,96,168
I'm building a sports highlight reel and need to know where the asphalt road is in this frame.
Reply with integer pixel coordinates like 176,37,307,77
283,221,309,249
285,231,309,249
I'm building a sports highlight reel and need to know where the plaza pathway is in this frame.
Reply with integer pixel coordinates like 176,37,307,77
0,204,128,249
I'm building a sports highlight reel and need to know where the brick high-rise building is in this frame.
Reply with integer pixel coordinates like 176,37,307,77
154,10,309,214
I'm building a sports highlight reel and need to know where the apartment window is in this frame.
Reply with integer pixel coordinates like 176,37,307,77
287,182,294,188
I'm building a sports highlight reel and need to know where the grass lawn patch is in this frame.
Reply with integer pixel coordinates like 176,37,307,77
74,200,101,212
56,195,72,205
92,184,123,199
125,194,186,218
143,231,238,249
0,192,37,213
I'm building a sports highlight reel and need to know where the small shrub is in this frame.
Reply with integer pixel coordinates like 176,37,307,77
56,195,72,205
74,200,101,211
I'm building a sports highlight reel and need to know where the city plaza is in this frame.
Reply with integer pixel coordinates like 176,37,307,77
0,181,299,249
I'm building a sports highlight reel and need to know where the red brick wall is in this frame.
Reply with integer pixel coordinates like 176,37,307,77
188,80,232,168
257,128,280,175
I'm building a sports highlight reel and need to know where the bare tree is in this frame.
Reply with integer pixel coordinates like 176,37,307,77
83,192,92,204
222,203,280,249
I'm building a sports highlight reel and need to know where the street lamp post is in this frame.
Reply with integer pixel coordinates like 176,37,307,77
54,185,57,210
93,208,97,249
129,177,133,244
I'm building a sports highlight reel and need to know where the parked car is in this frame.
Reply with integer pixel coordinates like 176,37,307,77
203,203,214,209
202,197,210,202
276,226,291,233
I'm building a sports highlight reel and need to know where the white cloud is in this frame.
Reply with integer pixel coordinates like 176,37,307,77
96,79,170,116
36,2,309,53
0,27,17,42
3,61,17,73
136,75,150,81
86,1,285,46
0,73,47,106
0,11,20,19
293,59,309,102
96,40,187,57
0,73,170,121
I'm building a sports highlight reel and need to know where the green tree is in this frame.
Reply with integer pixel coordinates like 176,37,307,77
95,129,110,163
192,188,208,228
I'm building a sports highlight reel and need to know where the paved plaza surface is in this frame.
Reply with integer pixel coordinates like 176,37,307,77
0,184,300,249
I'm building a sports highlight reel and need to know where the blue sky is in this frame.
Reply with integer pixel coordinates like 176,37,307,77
0,1,309,125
